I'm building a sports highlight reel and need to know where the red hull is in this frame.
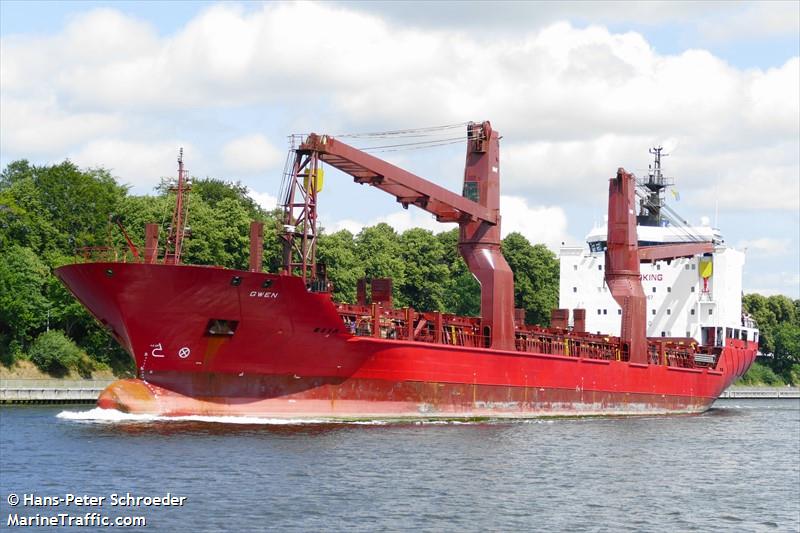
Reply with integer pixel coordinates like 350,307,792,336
55,263,757,419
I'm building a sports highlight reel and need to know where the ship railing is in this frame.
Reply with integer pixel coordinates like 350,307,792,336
336,304,708,370
74,246,138,263
336,304,487,347
514,331,621,361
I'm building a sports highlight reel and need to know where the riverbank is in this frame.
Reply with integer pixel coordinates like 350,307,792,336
718,387,799,399
1,377,797,404
0,361,120,404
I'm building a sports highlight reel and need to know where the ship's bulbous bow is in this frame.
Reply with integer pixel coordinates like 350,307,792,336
97,379,161,414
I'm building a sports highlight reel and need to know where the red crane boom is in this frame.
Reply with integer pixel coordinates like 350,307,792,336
283,122,516,350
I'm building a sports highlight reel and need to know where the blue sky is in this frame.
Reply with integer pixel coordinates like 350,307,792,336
1,1,798,297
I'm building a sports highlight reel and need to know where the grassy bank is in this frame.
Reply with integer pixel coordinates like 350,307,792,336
735,361,796,387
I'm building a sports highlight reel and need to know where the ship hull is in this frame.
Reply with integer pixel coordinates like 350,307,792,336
56,263,757,419
97,374,713,419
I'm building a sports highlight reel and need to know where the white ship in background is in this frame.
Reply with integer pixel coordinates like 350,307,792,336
559,148,759,348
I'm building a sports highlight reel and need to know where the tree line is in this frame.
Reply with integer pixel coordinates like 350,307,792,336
0,160,558,375
0,160,796,384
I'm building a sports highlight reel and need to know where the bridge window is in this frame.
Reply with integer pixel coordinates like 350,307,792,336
709,309,713,315
603,309,607,315
652,309,656,315
691,286,696,292
652,287,657,293
667,287,672,293
667,309,671,315
690,309,696,315
573,287,577,293
618,309,622,315
598,265,602,270
597,309,602,315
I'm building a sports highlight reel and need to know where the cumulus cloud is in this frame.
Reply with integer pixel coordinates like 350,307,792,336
323,195,571,250
698,1,800,42
3,5,797,207
746,271,800,299
500,196,571,250
1,2,797,295
248,190,279,211
69,140,195,191
735,238,792,256
221,134,283,175
322,206,452,236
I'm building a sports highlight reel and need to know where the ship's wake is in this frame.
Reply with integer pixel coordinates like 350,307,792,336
56,408,389,425
56,408,560,425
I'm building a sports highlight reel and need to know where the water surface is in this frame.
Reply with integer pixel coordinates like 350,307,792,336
1,399,798,532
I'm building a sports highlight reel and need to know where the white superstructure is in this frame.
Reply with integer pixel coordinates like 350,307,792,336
558,149,758,347
559,226,752,342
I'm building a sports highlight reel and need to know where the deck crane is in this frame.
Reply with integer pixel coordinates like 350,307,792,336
605,169,713,364
281,121,516,351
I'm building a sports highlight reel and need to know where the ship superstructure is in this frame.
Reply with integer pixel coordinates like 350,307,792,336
559,148,758,349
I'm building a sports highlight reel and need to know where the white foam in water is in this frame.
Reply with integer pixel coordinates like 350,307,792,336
56,408,393,425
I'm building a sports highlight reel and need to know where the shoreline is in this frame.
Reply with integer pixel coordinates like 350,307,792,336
1,378,797,404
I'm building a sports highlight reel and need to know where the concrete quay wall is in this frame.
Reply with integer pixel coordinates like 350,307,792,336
1,379,798,404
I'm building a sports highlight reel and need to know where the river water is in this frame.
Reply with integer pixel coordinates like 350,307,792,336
1,399,798,532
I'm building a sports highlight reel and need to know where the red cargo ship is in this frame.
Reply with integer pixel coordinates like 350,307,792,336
55,122,757,418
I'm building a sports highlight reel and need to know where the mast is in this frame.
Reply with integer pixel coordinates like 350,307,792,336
281,149,321,285
637,147,674,227
164,148,191,265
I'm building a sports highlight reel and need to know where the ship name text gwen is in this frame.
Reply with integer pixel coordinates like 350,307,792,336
249,291,279,299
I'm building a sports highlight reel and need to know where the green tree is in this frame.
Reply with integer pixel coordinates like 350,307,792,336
0,245,50,355
502,232,559,325
771,322,800,383
437,228,480,316
355,223,406,304
398,228,449,311
318,230,363,303
743,293,800,384
0,160,126,255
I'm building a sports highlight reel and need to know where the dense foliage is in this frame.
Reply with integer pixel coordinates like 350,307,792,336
0,161,281,373
741,294,800,385
0,160,560,375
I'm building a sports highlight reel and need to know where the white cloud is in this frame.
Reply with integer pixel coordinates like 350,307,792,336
500,196,571,250
322,207,452,236
1,2,797,298
221,134,283,175
745,272,800,299
735,238,792,257
69,140,194,191
324,195,571,250
0,97,124,155
698,2,800,42
248,190,278,211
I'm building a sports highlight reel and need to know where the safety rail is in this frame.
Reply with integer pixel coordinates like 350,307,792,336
75,246,139,263
335,305,705,369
